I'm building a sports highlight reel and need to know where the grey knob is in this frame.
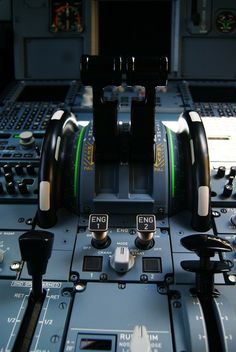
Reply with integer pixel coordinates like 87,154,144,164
19,131,35,148
110,247,134,273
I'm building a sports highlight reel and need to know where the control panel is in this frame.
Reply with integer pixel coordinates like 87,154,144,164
0,54,236,352
0,0,236,351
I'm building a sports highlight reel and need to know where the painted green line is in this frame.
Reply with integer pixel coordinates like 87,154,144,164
166,128,175,198
73,127,85,197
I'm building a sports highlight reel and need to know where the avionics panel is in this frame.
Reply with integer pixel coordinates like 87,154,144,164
16,85,70,103
12,0,92,80
179,0,236,80
98,0,172,60
179,81,236,117
189,86,236,103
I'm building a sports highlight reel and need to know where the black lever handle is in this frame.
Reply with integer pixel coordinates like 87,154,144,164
181,234,233,257
180,111,212,232
19,230,54,300
181,234,233,297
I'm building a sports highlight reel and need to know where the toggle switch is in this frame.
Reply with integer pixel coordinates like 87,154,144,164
110,247,134,273
88,214,110,248
135,214,156,250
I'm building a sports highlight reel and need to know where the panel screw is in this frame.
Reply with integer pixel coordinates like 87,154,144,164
50,335,60,343
140,274,148,282
10,261,21,271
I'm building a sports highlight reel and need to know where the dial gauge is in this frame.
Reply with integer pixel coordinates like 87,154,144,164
216,11,236,33
51,1,83,33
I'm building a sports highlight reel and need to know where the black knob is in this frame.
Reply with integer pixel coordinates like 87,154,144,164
4,173,14,183
3,164,12,174
19,230,54,299
223,184,233,197
26,164,35,176
18,182,29,195
15,164,24,176
228,176,234,186
6,182,15,194
216,166,226,178
229,166,236,178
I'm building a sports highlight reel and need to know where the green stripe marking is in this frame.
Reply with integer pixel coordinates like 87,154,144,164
166,128,175,198
73,127,85,197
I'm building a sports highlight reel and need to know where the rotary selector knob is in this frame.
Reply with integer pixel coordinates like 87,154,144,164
26,164,35,176
3,164,12,174
15,164,24,176
216,166,226,178
223,184,233,198
110,247,135,273
18,182,29,195
6,182,15,194
19,131,35,148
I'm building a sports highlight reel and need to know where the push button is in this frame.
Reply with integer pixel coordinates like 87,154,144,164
83,256,103,272
142,257,162,273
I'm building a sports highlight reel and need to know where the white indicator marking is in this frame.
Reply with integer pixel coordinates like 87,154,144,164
6,295,28,351
190,111,201,122
39,181,50,211
198,186,209,216
55,136,61,161
190,139,195,164
32,297,51,351
51,110,64,120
